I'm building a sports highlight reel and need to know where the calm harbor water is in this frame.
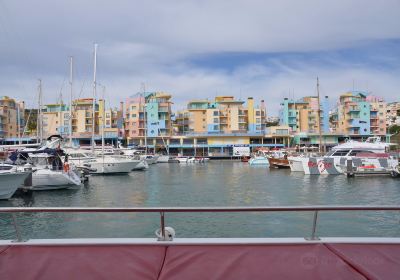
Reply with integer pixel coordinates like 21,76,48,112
1,161,400,240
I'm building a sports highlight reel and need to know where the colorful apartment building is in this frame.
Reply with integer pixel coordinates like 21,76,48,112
185,96,266,135
41,98,123,144
279,96,330,133
387,102,400,127
42,103,70,138
125,92,173,145
0,96,25,139
330,91,387,136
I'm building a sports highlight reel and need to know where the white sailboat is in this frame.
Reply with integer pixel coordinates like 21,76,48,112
27,153,81,190
69,44,141,174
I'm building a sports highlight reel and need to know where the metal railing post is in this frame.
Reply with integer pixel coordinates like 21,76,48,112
159,211,165,241
309,210,320,240
11,213,24,242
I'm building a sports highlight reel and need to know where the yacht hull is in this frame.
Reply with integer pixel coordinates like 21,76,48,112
288,157,304,172
31,169,81,190
156,155,170,163
299,157,398,175
0,172,30,199
132,160,149,170
89,160,138,174
249,157,269,165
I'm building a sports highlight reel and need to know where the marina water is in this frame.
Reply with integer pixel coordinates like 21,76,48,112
1,161,399,239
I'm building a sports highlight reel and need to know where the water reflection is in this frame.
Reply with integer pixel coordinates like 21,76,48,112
1,161,400,239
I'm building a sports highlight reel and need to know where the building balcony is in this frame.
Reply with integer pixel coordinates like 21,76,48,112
347,107,360,113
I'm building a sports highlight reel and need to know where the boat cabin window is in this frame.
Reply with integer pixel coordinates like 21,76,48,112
348,150,365,156
325,151,335,156
0,165,13,170
331,150,350,156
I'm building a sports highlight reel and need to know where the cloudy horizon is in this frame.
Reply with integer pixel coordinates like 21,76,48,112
0,0,399,115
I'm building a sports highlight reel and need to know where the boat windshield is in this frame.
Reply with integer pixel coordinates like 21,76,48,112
330,150,351,156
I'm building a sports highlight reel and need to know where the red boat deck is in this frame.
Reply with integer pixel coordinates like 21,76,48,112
1,241,399,279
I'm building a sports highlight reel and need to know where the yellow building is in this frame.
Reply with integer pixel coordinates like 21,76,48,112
0,96,25,139
186,96,266,135
41,98,123,144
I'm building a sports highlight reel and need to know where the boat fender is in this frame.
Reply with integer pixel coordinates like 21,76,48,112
155,227,175,241
63,162,70,173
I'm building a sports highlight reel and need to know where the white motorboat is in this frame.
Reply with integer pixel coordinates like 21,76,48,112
291,137,398,175
157,155,171,163
118,148,158,164
249,150,269,166
194,157,210,163
65,149,141,174
175,157,189,163
141,154,158,165
86,156,141,174
132,159,149,170
0,165,30,199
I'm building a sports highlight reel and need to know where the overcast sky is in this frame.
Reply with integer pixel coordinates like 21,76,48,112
0,0,399,115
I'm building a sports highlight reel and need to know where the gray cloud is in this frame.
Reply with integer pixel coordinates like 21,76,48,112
0,0,399,114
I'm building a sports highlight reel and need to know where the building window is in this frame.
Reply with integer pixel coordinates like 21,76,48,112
132,114,136,118
213,125,219,130
213,118,219,123
213,111,219,116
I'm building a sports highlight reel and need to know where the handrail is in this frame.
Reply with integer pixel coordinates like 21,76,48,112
1,205,400,213
3,205,400,242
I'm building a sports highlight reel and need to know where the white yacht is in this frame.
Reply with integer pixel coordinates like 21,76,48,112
0,165,30,199
290,137,397,175
65,149,142,174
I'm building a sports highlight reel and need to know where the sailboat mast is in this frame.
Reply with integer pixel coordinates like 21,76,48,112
101,86,105,157
317,77,322,153
37,79,43,143
91,44,98,153
143,84,147,154
69,56,73,146
17,103,21,144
